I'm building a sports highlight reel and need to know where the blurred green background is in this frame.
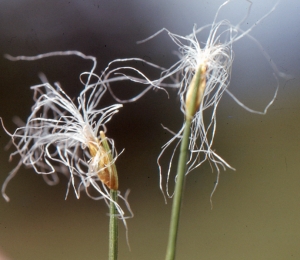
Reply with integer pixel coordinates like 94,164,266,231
1,0,300,259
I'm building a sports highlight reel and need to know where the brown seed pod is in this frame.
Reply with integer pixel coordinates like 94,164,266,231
88,136,118,190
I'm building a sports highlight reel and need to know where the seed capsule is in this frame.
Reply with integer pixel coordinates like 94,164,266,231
185,64,207,118
88,133,118,190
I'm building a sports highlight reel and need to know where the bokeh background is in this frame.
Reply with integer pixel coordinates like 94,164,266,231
1,0,300,259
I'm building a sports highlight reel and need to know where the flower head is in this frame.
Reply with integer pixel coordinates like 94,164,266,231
101,1,283,200
1,51,132,225
158,1,284,200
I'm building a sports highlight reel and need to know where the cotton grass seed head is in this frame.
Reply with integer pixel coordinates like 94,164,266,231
104,0,282,200
1,51,133,224
154,0,283,200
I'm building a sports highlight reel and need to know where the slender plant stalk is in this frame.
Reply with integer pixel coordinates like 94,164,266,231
109,189,118,260
165,65,205,260
100,131,119,260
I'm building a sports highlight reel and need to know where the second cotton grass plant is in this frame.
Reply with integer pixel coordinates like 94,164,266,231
1,1,287,259
152,1,284,259
144,1,284,259
1,51,133,259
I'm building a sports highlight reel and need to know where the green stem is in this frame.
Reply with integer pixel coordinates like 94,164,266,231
165,65,203,260
109,189,118,260
99,131,119,260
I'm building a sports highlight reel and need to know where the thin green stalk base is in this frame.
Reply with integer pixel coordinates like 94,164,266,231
165,118,192,260
109,189,118,260
165,65,204,260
